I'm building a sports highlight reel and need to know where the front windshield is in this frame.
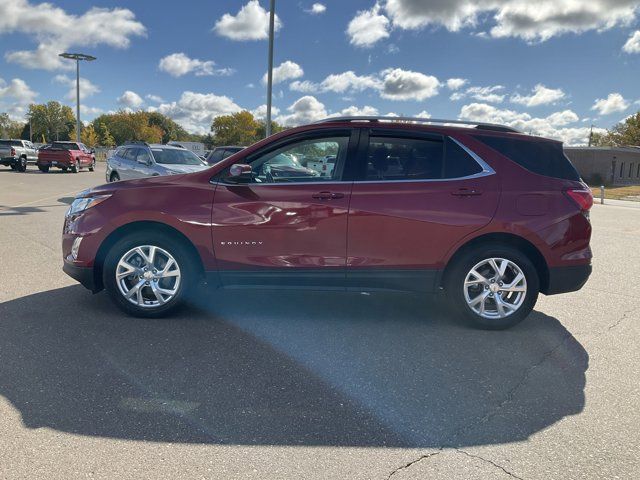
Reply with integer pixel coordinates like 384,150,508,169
151,148,205,166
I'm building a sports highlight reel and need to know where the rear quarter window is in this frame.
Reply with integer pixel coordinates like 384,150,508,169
473,135,580,181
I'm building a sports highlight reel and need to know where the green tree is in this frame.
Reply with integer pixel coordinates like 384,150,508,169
256,119,286,139
591,112,640,147
96,122,115,147
147,111,191,143
211,111,261,146
0,113,27,139
70,124,99,147
28,102,75,142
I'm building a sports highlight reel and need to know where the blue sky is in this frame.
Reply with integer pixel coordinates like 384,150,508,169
1,0,639,144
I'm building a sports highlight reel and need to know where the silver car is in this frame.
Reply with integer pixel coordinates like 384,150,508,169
106,142,210,182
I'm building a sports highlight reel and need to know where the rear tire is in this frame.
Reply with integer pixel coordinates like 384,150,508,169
71,160,80,173
17,157,27,172
10,164,16,171
38,165,49,173
89,159,95,172
444,244,539,330
109,172,120,182
103,232,198,318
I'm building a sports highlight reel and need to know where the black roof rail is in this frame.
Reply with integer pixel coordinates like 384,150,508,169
124,140,149,146
313,116,521,133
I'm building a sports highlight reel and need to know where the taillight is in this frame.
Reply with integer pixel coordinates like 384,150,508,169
565,188,593,212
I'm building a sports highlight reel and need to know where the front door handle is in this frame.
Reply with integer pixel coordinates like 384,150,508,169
451,187,483,197
312,191,344,200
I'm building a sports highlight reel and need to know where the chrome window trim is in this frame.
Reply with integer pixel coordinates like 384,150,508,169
210,136,495,186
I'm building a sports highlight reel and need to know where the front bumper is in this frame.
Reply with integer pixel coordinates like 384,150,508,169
63,261,99,292
544,264,592,295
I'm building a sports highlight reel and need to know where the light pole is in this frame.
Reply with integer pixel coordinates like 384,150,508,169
265,0,275,138
59,53,96,142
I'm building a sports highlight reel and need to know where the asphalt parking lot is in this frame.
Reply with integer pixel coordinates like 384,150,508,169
0,165,638,480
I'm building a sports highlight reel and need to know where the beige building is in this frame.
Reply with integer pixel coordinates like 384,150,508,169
564,147,640,186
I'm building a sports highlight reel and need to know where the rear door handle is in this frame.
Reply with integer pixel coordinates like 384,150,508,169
312,191,344,200
451,188,483,197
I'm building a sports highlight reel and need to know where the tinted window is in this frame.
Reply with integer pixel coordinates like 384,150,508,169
123,148,138,161
0,140,23,147
473,135,580,181
365,136,444,181
137,149,152,164
208,149,225,163
248,136,348,183
151,148,204,166
445,138,483,178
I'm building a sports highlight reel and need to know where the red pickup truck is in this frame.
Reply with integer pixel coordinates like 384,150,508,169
37,141,96,173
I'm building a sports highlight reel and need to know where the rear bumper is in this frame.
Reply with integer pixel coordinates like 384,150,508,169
63,261,99,292
544,264,592,295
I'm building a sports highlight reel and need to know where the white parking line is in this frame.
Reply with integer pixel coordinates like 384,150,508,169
0,188,84,212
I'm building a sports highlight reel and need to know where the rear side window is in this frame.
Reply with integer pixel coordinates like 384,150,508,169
365,136,444,181
444,138,483,178
474,135,580,181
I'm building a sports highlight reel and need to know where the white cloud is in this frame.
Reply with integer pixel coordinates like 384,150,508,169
0,77,38,118
145,94,164,103
623,30,640,53
213,0,281,41
306,3,327,14
446,78,468,90
53,74,100,101
591,93,630,115
252,104,281,120
331,105,380,117
276,95,327,126
450,84,505,103
380,68,440,101
0,0,145,70
291,71,382,94
347,3,390,47
157,91,242,134
384,0,639,42
262,60,304,85
459,102,600,146
117,90,144,109
511,84,566,107
158,52,233,77
416,110,431,118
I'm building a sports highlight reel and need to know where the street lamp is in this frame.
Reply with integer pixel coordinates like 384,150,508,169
59,52,96,143
265,0,275,138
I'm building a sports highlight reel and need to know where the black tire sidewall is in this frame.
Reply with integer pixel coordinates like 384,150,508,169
446,245,539,330
103,233,197,318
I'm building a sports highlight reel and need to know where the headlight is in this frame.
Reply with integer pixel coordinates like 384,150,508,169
66,194,111,217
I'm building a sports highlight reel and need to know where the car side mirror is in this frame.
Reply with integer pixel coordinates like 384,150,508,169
228,163,252,183
138,158,152,166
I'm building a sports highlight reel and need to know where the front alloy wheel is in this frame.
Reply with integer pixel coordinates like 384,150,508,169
116,245,181,308
103,232,197,317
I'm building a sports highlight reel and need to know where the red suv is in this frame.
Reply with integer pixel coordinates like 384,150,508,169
62,117,592,329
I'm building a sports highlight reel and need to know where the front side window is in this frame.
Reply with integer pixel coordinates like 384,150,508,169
137,149,152,164
365,136,444,181
248,136,348,183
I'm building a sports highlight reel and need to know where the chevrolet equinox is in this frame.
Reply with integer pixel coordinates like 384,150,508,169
62,117,593,329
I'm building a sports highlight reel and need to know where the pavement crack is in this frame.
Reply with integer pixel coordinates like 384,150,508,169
447,333,571,444
456,449,524,479
385,450,441,479
607,306,634,331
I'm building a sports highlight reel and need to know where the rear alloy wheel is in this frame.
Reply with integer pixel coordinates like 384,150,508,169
71,159,80,173
38,165,49,173
110,172,120,182
445,245,539,330
103,233,197,317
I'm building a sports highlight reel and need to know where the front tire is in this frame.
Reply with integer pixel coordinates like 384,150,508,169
38,165,49,173
445,244,539,330
103,232,198,318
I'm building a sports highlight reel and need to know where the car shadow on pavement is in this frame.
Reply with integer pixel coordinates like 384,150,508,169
0,286,587,448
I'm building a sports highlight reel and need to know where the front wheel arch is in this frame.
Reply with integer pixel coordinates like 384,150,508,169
94,221,205,292
441,233,549,294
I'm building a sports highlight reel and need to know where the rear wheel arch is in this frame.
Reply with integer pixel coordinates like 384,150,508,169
441,232,549,293
93,221,205,291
